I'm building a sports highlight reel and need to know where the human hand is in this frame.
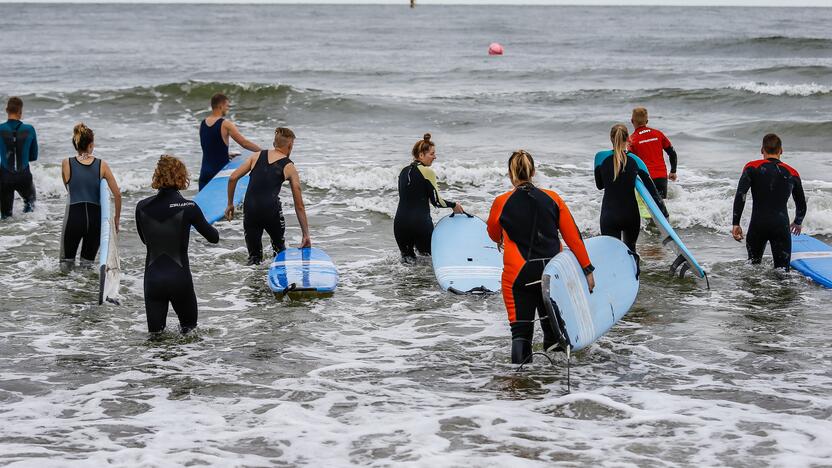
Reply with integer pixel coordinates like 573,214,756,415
452,204,464,214
114,218,120,233
732,225,743,242
668,172,678,181
586,272,596,293
300,234,312,248
790,223,802,235
224,205,235,221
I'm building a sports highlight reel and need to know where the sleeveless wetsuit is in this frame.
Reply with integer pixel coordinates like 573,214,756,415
243,150,292,264
0,119,38,218
594,150,667,252
628,126,678,199
732,158,807,269
198,117,228,190
393,162,456,259
487,184,594,364
136,188,219,333
61,158,101,266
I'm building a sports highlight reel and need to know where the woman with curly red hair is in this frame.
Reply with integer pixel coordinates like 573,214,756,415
135,155,218,334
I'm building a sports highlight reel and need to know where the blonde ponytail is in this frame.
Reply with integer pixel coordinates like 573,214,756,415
610,124,629,181
72,122,94,153
508,149,535,186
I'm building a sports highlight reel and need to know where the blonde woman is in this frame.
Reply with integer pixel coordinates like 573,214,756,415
487,150,595,364
136,155,218,333
594,124,667,252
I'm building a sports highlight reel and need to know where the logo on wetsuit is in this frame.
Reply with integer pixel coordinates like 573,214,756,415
169,202,195,208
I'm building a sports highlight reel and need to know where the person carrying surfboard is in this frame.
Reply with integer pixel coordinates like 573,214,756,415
731,133,807,270
136,155,219,333
487,149,595,365
595,124,668,253
198,93,261,190
60,123,122,271
628,107,679,202
0,97,39,219
393,133,464,261
225,127,311,265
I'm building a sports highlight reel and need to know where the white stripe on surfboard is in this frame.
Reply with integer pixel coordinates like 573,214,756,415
792,251,832,261
270,260,336,268
213,169,235,179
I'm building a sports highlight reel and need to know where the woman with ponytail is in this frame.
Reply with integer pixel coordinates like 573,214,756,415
594,124,667,252
393,133,464,260
60,123,121,270
486,150,595,365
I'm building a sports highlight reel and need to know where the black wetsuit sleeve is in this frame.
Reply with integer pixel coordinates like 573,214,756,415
732,167,752,226
135,202,146,245
638,165,669,218
190,205,219,243
594,165,604,190
665,146,677,173
792,176,807,225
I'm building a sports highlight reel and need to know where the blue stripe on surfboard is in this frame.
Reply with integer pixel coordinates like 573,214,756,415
635,177,706,278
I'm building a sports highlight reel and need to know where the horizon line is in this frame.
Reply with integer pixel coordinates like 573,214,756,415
2,0,830,6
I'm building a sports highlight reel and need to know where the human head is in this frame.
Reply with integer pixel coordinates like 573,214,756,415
151,154,190,190
6,97,22,118
631,107,648,128
508,149,535,186
72,123,95,153
211,93,230,116
274,127,295,155
412,133,436,166
761,133,783,157
610,124,630,181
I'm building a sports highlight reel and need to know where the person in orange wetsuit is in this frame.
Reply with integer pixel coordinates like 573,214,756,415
487,150,596,364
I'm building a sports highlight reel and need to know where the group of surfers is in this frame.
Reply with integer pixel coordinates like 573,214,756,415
0,94,807,363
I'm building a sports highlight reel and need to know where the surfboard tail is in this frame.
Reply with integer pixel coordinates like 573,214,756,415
540,273,571,352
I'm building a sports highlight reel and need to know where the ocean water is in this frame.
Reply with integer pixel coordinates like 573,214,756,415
1,4,832,466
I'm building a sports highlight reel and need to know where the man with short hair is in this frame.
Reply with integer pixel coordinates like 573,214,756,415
628,107,679,200
732,133,807,270
198,93,261,190
0,97,38,218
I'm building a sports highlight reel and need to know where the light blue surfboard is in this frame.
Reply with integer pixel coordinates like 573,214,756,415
791,234,832,288
431,213,503,294
194,156,249,224
541,236,639,352
98,179,121,305
268,247,339,295
635,177,708,282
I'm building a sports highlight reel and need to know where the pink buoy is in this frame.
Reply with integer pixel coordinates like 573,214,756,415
488,42,504,56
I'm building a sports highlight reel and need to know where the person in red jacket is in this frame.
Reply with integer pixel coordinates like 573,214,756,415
628,107,679,200
487,150,595,364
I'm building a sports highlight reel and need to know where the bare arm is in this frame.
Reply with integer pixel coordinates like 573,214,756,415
224,153,257,220
101,161,122,232
285,163,311,248
61,158,70,186
224,121,261,153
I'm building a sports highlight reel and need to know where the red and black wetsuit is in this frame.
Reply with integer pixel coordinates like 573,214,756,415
628,126,677,199
487,183,593,364
732,157,807,269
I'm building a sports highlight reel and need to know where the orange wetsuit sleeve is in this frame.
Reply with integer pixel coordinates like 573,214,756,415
487,192,509,243
545,190,593,271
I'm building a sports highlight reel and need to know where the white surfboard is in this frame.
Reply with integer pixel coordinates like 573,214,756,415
98,179,121,305
431,213,503,294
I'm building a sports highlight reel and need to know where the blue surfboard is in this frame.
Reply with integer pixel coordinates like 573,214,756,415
635,177,708,282
194,156,250,224
791,234,832,288
431,213,503,294
541,236,639,352
268,247,339,295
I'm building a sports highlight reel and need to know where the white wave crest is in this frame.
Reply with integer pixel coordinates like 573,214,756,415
729,81,831,97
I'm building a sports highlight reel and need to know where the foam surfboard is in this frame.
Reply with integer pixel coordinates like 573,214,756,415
790,234,832,288
431,213,503,294
98,179,121,305
635,177,708,283
268,247,339,295
541,236,639,352
635,190,652,219
194,154,249,224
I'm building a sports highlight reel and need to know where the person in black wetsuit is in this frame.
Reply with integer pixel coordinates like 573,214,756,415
732,133,807,270
393,133,464,260
594,124,668,252
136,155,219,333
225,127,311,265
198,93,261,190
0,97,38,218
60,123,122,271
